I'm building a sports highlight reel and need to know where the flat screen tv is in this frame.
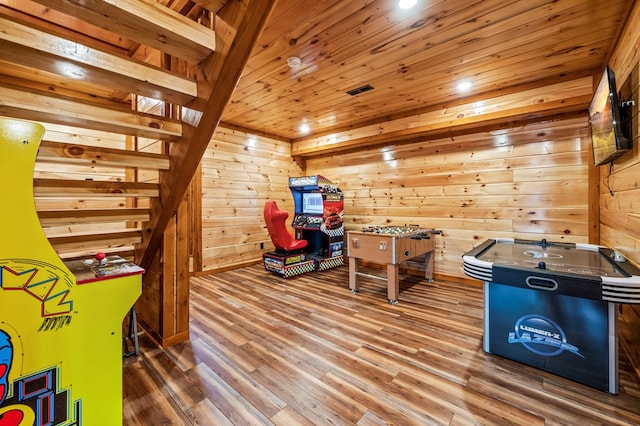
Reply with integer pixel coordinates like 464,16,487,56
589,66,630,166
302,192,323,215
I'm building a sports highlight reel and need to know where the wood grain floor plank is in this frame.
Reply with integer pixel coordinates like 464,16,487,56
270,405,317,425
393,371,544,425
189,315,262,373
186,398,235,426
122,353,193,425
142,347,207,410
188,337,288,418
268,308,365,352
122,263,640,425
355,410,395,426
249,355,367,425
186,362,274,425
321,370,452,425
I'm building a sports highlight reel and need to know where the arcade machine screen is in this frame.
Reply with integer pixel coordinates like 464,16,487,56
302,192,323,215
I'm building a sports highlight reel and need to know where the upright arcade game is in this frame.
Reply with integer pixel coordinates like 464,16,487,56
0,118,142,425
289,175,344,272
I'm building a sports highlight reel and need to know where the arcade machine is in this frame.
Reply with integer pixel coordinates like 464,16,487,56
262,200,317,278
0,118,143,424
262,175,344,278
289,175,344,272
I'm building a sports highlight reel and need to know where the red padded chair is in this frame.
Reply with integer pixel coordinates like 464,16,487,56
263,200,308,253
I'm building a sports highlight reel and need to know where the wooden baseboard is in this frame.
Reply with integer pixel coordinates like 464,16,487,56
193,259,261,276
135,317,190,349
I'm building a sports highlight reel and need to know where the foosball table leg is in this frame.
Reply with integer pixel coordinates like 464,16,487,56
424,251,434,282
387,263,400,302
349,256,359,294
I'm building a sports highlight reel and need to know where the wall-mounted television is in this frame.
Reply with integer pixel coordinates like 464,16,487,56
302,192,323,215
589,66,630,166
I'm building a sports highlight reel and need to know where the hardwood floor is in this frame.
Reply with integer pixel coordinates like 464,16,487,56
123,263,640,425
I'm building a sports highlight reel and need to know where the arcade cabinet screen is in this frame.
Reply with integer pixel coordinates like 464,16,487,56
302,192,323,215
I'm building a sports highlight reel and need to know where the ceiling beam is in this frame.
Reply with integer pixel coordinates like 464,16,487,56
136,0,279,271
291,77,593,157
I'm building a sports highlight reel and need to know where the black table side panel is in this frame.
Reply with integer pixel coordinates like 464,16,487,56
492,265,604,301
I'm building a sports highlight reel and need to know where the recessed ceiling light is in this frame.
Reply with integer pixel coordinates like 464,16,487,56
494,134,509,146
398,0,418,9
299,123,310,134
57,62,85,79
456,80,473,92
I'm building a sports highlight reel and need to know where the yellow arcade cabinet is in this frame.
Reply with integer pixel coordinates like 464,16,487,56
0,118,142,425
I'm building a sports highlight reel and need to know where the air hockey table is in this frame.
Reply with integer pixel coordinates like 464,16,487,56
463,238,640,393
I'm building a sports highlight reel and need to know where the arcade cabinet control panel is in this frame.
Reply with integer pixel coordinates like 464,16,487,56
293,214,324,229
64,252,145,283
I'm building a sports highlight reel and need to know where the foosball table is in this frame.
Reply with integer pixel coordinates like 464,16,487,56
347,225,440,303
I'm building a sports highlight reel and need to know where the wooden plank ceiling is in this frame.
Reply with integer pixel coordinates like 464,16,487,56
1,0,631,154
223,0,631,152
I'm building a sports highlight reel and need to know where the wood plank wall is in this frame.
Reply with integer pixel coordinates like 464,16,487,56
305,116,590,279
604,0,640,348
199,126,303,272
34,121,154,259
603,0,640,271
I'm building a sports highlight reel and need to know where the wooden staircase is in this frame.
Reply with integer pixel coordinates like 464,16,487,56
0,0,278,346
